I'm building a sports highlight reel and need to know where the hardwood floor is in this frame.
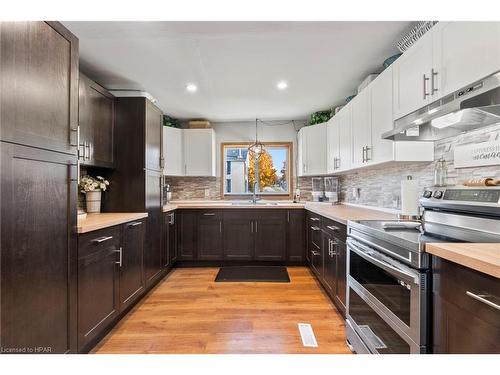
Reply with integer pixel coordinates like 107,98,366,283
92,267,352,354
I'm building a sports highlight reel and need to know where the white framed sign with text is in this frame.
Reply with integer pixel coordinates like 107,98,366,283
454,140,500,168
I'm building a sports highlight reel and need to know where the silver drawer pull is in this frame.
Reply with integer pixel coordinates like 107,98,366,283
128,221,143,227
311,251,320,256
93,236,113,243
327,225,340,231
115,247,122,267
311,226,320,231
466,291,500,311
310,217,320,221
203,213,216,216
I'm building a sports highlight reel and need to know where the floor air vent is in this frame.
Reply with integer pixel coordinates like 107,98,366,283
298,323,318,347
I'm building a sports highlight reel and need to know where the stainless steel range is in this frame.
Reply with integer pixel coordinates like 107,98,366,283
345,186,500,354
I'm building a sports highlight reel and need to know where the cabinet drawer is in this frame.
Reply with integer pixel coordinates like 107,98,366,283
197,209,222,220
433,257,500,326
78,226,121,259
322,217,347,242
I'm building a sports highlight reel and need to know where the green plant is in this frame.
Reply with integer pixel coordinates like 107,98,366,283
163,115,180,128
309,110,333,125
79,175,110,193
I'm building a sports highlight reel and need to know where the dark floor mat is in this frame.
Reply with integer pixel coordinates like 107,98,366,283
214,266,290,282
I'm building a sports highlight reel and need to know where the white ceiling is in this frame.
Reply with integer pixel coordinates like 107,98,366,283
63,21,412,121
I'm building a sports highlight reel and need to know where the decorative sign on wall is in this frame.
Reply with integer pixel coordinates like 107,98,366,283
454,140,500,168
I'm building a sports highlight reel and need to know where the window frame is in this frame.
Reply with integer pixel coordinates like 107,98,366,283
220,141,293,200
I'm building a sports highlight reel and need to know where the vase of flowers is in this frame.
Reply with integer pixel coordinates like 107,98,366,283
79,175,110,213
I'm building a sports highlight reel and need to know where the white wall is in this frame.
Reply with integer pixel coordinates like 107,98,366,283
210,121,302,178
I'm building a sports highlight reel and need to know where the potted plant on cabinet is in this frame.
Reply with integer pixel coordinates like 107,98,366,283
79,175,110,213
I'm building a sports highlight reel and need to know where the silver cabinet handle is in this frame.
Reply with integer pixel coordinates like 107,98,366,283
128,221,143,227
70,125,79,147
250,221,253,233
115,247,122,267
287,211,290,223
310,217,320,222
327,225,340,231
431,68,438,95
466,291,500,311
219,221,222,233
331,239,337,256
311,226,320,231
203,213,216,216
169,213,175,225
365,146,371,162
255,221,258,233
311,251,320,256
93,235,113,243
362,146,367,163
89,142,93,161
423,73,430,99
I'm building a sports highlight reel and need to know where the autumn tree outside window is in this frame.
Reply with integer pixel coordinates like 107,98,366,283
222,142,292,197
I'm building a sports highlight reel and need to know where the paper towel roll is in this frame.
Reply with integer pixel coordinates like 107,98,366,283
401,178,419,216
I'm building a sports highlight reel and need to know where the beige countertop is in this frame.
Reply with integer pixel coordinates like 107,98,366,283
426,243,500,278
163,200,306,211
304,202,397,224
77,212,148,234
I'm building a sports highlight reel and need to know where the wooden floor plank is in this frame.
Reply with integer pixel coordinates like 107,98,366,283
92,267,352,354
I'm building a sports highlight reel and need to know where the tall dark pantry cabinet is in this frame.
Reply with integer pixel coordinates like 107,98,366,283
106,97,165,288
0,22,79,353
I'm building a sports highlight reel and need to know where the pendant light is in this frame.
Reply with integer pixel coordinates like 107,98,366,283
248,118,264,159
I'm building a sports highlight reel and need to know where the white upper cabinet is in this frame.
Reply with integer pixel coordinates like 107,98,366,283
298,122,327,176
432,22,500,99
392,28,434,120
337,103,352,171
351,88,372,167
162,126,184,176
370,66,398,164
183,128,216,176
326,117,339,173
393,22,500,120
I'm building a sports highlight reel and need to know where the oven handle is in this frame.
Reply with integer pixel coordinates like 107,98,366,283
347,239,420,285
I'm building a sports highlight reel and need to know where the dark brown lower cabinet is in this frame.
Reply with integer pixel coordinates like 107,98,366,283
144,170,163,285
0,142,77,353
179,210,197,260
168,212,178,264
432,256,500,354
254,211,286,261
287,209,306,262
198,211,223,260
77,227,121,352
321,230,336,294
334,240,347,313
223,210,254,260
119,219,146,311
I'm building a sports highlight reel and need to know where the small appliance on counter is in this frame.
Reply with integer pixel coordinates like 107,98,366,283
162,182,172,205
311,177,324,202
324,176,339,203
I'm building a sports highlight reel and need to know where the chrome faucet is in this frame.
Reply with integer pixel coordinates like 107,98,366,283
252,181,259,204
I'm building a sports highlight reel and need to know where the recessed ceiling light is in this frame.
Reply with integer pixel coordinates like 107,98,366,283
277,81,288,90
186,83,198,93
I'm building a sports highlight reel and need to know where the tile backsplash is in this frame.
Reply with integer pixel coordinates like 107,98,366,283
163,124,500,208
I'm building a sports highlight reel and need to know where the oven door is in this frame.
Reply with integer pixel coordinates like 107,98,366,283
346,238,428,353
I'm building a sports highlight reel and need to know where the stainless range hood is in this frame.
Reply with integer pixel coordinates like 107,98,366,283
383,72,500,141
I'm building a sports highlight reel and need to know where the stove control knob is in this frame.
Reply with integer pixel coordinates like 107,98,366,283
423,190,433,198
433,190,443,199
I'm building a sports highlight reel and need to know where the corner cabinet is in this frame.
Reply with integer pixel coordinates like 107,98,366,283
298,123,327,176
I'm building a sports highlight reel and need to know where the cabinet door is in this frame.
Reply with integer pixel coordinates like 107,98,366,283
78,241,120,351
338,104,352,171
433,22,500,99
1,143,77,353
144,170,163,285
163,127,184,176
287,210,306,262
197,211,223,260
327,117,340,173
145,100,163,171
78,74,114,168
0,22,78,155
305,123,327,175
183,129,216,176
178,210,197,260
168,212,178,263
393,29,434,119
120,219,145,310
370,67,395,164
334,240,347,316
223,210,254,260
351,89,372,167
297,129,305,176
254,211,287,261
321,231,336,295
